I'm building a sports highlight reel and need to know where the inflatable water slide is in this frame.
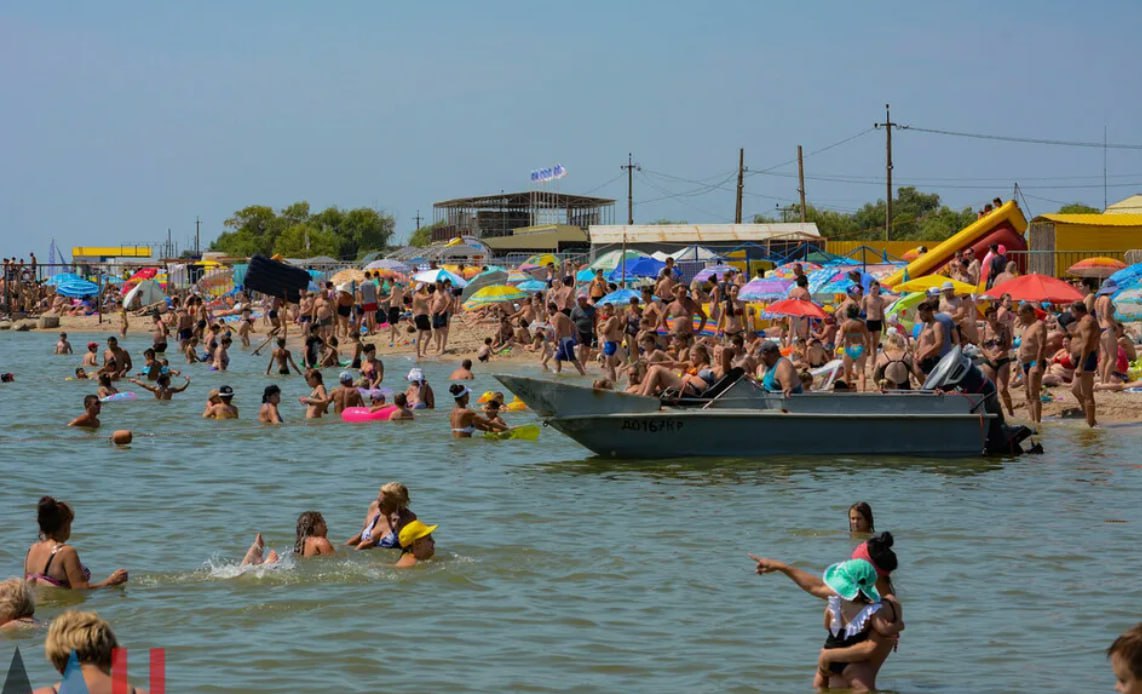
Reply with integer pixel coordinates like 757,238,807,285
882,201,1028,288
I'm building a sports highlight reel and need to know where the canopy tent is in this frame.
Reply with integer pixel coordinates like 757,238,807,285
123,279,166,309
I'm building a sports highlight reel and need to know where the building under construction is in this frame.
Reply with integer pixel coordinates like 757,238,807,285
431,191,615,252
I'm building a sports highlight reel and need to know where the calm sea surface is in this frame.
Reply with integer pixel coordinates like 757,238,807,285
0,330,1139,692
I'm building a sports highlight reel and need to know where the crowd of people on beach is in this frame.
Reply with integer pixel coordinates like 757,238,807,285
6,246,1142,690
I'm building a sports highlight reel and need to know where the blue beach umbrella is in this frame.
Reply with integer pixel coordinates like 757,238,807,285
607,257,665,282
516,279,548,293
54,279,100,298
597,288,642,305
47,272,82,286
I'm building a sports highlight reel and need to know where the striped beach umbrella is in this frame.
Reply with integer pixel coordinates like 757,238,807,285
1067,257,1126,279
462,285,529,310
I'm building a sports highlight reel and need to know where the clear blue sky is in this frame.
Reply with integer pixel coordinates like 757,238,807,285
2,1,1140,258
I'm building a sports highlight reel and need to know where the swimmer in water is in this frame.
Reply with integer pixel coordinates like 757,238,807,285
450,359,475,380
241,511,335,566
266,337,302,376
81,342,99,367
203,385,239,419
67,395,102,429
24,496,127,589
298,370,331,419
259,385,283,423
129,372,190,400
55,332,72,355
849,501,874,535
0,578,36,630
448,384,505,438
390,392,414,420
1108,623,1142,694
72,367,89,380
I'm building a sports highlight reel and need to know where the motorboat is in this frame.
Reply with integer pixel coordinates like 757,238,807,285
494,348,1035,459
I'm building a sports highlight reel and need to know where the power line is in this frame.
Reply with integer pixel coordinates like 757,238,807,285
746,128,876,177
903,125,1142,150
580,172,626,195
636,172,731,221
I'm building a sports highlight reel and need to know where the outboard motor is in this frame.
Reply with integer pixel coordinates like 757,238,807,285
923,347,1037,455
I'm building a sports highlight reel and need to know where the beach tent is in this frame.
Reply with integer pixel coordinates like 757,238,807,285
123,279,166,309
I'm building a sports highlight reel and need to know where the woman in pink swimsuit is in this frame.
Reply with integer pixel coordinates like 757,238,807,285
24,496,127,590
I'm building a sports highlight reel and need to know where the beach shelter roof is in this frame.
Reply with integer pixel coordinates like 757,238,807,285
669,245,721,261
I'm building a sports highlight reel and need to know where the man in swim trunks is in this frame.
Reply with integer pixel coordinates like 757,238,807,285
570,294,597,365
861,281,886,355
663,285,707,347
599,302,625,382
335,284,355,338
358,273,379,336
653,267,677,302
55,332,73,355
266,337,303,376
548,301,586,375
914,301,952,376
385,281,405,346
1070,301,1099,427
412,284,432,358
67,395,102,428
1016,302,1047,424
431,282,452,354
313,290,334,341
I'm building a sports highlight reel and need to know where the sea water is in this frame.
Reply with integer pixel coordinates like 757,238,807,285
0,331,1139,692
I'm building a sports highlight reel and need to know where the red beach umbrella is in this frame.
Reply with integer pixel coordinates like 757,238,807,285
984,274,1083,304
763,298,827,320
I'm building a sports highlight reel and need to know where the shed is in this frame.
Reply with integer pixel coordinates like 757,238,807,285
1027,213,1142,277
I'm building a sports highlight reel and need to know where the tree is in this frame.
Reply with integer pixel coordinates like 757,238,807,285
650,218,688,225
1056,203,1101,214
409,221,446,248
209,202,396,258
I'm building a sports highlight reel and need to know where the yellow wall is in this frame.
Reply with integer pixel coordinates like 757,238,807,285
1049,224,1139,276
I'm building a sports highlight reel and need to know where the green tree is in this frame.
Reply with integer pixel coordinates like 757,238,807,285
650,218,688,224
1056,203,1101,214
209,202,396,258
274,223,341,258
409,221,446,247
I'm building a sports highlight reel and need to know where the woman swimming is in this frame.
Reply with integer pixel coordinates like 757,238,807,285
24,496,128,590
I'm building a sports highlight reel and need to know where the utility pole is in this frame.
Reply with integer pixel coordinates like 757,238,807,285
195,216,201,256
621,153,640,224
874,104,900,241
796,145,807,222
734,148,746,224
167,228,172,259
414,210,423,230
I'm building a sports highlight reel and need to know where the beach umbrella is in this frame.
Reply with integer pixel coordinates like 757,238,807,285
331,268,366,286
984,274,1082,304
461,268,509,300
693,264,738,283
590,249,647,271
47,272,82,286
515,279,548,293
607,256,665,281
363,258,411,273
895,275,977,295
1106,263,1142,287
1114,288,1142,321
505,269,530,284
766,261,822,280
412,268,468,288
739,278,793,302
597,288,642,305
1067,257,1126,278
576,268,598,282
54,278,100,298
462,285,529,310
525,253,559,267
763,298,826,320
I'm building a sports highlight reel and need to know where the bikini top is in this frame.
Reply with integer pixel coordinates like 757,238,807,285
25,543,91,588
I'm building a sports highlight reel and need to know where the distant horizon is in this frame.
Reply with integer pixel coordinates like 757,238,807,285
3,1,1140,256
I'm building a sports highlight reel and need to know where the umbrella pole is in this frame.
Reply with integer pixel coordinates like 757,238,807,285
621,233,627,286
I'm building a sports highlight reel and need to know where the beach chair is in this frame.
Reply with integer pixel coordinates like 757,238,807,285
811,359,843,391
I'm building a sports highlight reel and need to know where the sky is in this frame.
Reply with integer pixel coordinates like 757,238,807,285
3,0,1141,259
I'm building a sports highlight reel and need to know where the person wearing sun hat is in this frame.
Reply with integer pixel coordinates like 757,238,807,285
394,519,438,568
751,549,903,691
203,385,239,419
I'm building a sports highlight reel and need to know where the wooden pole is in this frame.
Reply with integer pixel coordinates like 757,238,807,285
797,145,807,222
735,147,745,224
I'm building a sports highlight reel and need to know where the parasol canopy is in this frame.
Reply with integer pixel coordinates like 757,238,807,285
597,288,642,305
462,285,529,310
364,258,411,273
895,275,977,295
763,298,826,320
738,278,792,302
984,274,1083,304
693,264,738,284
412,268,468,288
515,279,548,293
1067,257,1126,279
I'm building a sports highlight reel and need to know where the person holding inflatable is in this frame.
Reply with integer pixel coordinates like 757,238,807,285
449,384,506,438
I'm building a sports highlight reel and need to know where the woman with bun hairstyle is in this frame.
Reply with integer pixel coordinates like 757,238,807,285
448,384,507,438
24,497,128,590
750,532,903,692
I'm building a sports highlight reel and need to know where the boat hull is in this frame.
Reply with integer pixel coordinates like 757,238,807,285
546,409,991,458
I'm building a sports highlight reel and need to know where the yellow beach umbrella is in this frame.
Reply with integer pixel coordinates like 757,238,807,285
330,268,366,286
895,275,976,295
462,284,529,310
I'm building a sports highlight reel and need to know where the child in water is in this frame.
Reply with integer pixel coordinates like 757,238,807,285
259,385,283,423
240,511,335,565
55,332,73,355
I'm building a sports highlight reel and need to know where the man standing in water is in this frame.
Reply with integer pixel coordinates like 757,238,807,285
103,337,132,378
412,284,432,358
1070,301,1099,427
548,301,585,375
1016,303,1047,424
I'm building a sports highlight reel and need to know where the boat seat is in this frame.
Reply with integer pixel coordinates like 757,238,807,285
662,367,745,406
